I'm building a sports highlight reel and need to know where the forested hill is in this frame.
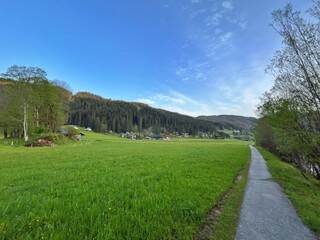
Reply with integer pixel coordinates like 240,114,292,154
68,92,217,134
197,115,256,133
1,77,254,136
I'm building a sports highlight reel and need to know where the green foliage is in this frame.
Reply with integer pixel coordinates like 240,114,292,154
258,148,320,234
0,66,70,141
34,125,47,134
256,2,320,178
1,65,47,84
68,92,218,135
0,134,249,239
210,162,249,240
44,133,66,143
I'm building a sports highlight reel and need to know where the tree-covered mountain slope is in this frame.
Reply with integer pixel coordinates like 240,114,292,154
1,77,256,136
197,115,256,133
68,92,217,134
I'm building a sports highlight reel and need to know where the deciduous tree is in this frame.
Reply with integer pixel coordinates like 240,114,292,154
1,66,69,141
257,2,320,178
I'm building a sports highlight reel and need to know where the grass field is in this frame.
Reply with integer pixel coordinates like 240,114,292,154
0,132,250,239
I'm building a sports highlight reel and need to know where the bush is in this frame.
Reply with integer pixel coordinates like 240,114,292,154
34,125,47,134
44,133,65,144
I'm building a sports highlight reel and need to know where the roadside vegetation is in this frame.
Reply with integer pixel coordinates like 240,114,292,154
255,2,320,178
258,147,320,234
0,132,250,239
209,161,249,240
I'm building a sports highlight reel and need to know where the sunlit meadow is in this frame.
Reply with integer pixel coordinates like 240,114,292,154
0,132,250,239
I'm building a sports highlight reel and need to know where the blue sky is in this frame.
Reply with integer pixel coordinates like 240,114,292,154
0,0,311,117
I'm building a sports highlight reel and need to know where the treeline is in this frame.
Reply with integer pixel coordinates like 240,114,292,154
68,92,217,135
1,68,249,141
0,68,222,141
197,115,256,133
255,3,320,178
0,66,70,141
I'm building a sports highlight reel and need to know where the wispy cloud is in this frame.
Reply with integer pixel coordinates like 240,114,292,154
219,32,233,45
190,8,207,18
135,98,155,105
136,90,211,117
207,58,274,116
135,55,274,117
174,61,210,82
226,16,247,30
222,1,234,10
205,12,223,26
136,69,273,117
171,0,246,85
155,0,267,117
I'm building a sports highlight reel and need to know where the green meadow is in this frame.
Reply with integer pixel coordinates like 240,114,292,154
0,132,250,239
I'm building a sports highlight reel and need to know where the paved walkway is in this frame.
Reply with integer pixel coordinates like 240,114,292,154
236,145,316,240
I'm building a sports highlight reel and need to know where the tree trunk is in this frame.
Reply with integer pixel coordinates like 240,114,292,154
23,103,28,142
36,107,39,127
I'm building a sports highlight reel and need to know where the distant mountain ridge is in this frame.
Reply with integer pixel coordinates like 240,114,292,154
196,115,256,133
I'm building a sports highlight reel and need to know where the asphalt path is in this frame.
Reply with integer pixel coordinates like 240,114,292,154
236,145,316,240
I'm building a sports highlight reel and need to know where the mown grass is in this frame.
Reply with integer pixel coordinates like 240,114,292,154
0,133,250,239
257,148,320,234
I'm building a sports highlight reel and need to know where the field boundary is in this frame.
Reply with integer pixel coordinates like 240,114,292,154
194,159,250,240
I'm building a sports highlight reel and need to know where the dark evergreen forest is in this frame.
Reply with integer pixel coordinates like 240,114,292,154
68,92,217,135
197,115,256,133
1,77,255,139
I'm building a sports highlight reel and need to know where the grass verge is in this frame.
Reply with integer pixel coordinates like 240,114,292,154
208,158,249,240
257,147,320,235
202,158,250,240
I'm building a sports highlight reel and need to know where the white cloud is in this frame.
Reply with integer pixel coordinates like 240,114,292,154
191,0,201,3
208,59,274,116
220,32,233,45
176,0,246,65
190,8,207,18
135,90,211,117
211,100,243,115
154,93,186,105
226,16,247,30
135,98,155,105
174,60,212,82
205,12,223,26
159,0,264,117
170,90,199,105
175,67,188,77
135,61,274,117
238,22,247,30
222,1,233,10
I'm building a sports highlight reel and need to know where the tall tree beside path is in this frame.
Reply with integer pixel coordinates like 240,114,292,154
256,2,320,178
